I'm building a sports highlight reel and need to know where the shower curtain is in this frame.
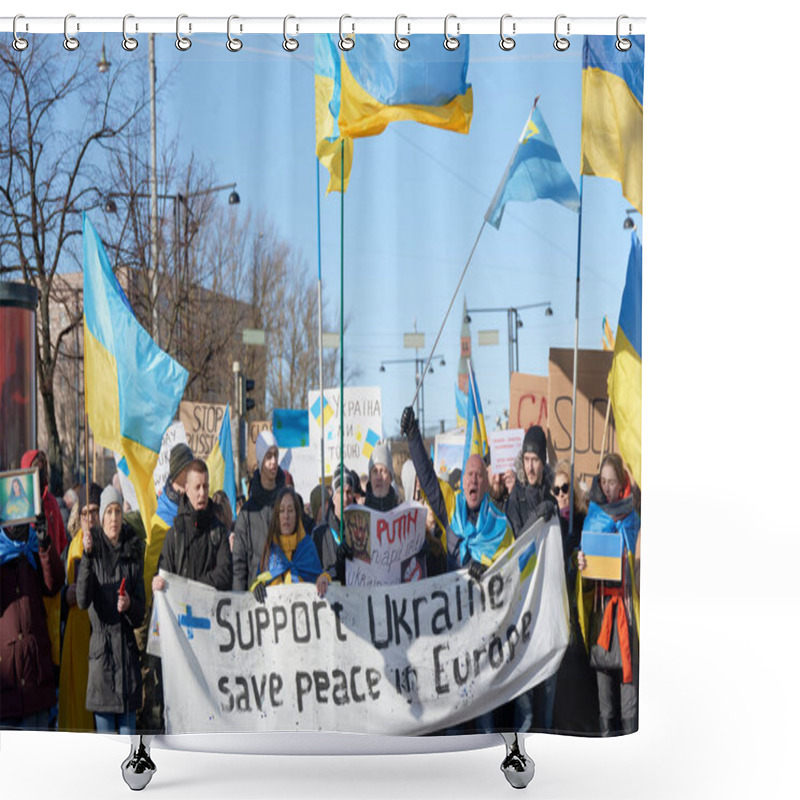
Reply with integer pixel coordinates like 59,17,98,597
0,28,643,740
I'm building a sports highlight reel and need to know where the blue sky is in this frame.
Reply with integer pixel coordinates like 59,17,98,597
150,33,638,436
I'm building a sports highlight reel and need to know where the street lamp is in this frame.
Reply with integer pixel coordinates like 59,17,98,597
96,35,111,74
380,355,445,437
465,302,553,379
623,208,638,230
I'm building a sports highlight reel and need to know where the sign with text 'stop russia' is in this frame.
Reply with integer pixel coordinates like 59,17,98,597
307,387,382,478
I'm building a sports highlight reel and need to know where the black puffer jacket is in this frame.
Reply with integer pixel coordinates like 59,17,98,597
76,523,144,714
364,483,400,512
505,460,555,538
158,495,232,589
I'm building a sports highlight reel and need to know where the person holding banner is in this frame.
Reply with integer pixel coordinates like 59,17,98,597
312,466,356,584
232,430,291,591
576,453,641,737
152,460,232,594
76,486,145,734
250,487,330,598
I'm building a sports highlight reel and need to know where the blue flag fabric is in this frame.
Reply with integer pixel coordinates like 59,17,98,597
258,536,324,587
272,409,310,448
450,493,510,566
486,103,580,229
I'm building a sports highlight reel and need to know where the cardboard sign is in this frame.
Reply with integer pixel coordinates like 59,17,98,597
179,401,226,460
509,372,549,431
307,387,382,478
547,348,616,487
487,428,525,474
581,531,623,581
246,421,271,475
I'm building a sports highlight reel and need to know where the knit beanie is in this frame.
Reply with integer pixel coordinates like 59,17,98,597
255,430,279,469
522,425,547,464
368,442,393,480
99,486,123,525
78,482,103,511
168,443,194,484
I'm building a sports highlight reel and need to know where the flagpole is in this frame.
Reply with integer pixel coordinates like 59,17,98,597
568,176,584,540
410,219,487,413
316,159,325,495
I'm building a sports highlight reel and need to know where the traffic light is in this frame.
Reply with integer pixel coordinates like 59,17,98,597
237,374,256,417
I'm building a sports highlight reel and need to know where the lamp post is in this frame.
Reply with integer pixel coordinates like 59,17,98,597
380,355,445,437
465,301,553,380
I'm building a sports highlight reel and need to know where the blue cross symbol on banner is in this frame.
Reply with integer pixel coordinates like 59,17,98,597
178,605,211,640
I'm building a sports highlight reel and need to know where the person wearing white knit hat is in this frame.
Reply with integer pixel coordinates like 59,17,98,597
364,442,400,512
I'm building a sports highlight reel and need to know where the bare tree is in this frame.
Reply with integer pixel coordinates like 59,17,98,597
0,39,149,490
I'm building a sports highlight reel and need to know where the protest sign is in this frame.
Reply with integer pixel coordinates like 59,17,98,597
148,516,568,736
548,349,616,487
278,447,319,503
180,401,226,460
433,429,466,480
308,387,382,478
273,409,310,448
343,503,427,586
246,421,271,475
509,372,549,431
152,422,188,496
0,468,41,527
581,531,623,581
487,429,525,474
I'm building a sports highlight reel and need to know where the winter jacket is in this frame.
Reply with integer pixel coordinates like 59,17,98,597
232,467,288,591
505,462,555,538
144,483,181,609
158,496,232,589
363,484,400,512
312,504,346,584
76,523,145,714
0,527,65,721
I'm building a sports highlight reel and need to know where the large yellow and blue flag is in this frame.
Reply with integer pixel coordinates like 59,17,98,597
485,101,580,228
207,404,237,519
607,232,642,486
315,34,473,192
461,359,488,474
581,35,644,214
82,215,188,537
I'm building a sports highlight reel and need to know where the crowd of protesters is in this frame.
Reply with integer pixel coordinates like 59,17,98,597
1,413,640,738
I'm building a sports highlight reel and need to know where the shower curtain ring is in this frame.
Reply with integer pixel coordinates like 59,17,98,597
122,15,138,51
394,15,410,51
176,14,192,51
226,15,243,51
616,15,632,51
499,14,516,51
283,15,299,51
63,14,80,51
339,15,355,51
12,15,29,51
554,14,570,51
444,14,460,51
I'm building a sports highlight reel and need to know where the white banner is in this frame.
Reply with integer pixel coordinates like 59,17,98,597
308,387,382,479
343,503,427,586
148,517,568,736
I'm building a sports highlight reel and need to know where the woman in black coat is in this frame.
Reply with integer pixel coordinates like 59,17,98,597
77,486,145,734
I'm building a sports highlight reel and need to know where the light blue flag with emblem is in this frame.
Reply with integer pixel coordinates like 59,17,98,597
485,100,580,229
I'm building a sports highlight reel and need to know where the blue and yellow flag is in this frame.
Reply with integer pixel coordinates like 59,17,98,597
486,102,580,228
461,359,488,474
82,215,188,538
602,314,616,351
455,383,468,428
607,232,642,486
315,34,473,193
207,405,237,520
581,35,644,214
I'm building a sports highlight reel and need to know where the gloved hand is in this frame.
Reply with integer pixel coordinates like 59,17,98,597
400,406,418,438
468,561,488,582
535,500,557,522
336,539,354,562
34,513,51,550
252,583,267,604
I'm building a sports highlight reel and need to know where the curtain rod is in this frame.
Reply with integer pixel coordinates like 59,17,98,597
1,15,646,36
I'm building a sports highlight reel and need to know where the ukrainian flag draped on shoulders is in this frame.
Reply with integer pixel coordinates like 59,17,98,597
82,214,188,542
581,35,644,213
608,232,642,487
315,34,473,192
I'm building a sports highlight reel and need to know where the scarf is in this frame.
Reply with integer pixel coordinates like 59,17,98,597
251,535,322,589
583,501,640,555
450,492,510,566
0,525,38,569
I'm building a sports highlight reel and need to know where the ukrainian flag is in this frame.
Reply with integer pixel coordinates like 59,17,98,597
455,384,468,428
315,34,473,192
311,394,334,427
207,404,237,519
82,215,188,538
362,428,380,459
461,359,488,474
581,35,644,214
486,102,580,229
607,233,642,486
602,314,616,351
